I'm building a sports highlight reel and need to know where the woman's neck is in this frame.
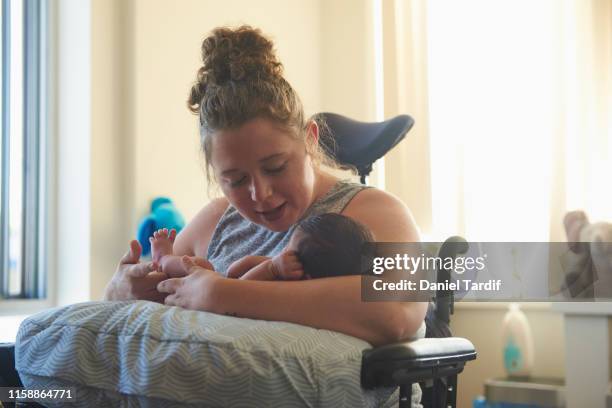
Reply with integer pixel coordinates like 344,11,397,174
310,169,340,206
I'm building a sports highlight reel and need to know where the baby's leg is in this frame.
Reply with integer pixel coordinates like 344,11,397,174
150,228,176,264
163,255,214,277
151,228,214,276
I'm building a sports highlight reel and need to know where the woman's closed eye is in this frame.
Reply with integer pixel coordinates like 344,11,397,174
264,163,287,174
229,176,247,187
227,163,287,187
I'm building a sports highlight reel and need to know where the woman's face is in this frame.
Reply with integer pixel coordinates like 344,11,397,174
211,117,317,232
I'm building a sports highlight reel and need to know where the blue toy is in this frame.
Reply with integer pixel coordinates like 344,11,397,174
137,197,186,257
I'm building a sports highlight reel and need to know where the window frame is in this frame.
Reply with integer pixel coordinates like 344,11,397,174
0,0,52,309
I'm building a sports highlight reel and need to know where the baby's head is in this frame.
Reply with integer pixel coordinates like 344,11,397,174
288,213,373,279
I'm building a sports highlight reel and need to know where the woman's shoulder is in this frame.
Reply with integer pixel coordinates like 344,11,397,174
173,197,230,257
342,187,420,242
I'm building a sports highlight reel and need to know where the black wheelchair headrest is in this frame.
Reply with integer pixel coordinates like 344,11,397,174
317,112,414,177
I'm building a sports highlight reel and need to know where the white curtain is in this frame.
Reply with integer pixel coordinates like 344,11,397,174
382,0,612,242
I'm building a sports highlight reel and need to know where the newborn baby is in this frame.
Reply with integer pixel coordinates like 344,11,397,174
151,213,373,281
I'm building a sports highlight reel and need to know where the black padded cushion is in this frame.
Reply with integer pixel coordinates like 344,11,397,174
363,337,476,366
0,343,21,387
361,337,476,388
318,113,414,172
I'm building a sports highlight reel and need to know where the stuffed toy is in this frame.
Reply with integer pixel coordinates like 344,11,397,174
562,210,612,299
137,197,186,257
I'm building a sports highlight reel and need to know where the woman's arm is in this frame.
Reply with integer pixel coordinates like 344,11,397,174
159,189,427,346
225,189,426,344
204,275,422,346
173,197,230,258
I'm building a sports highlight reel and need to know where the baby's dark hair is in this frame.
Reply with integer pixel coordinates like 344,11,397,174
295,213,373,279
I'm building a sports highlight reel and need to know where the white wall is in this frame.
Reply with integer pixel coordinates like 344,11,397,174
89,0,133,301
317,0,384,185
56,0,91,304
319,0,376,120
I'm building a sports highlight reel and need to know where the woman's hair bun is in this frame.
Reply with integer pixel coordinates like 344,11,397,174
188,26,282,114
204,26,282,84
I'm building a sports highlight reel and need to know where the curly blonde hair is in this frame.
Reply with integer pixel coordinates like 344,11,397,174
187,26,339,183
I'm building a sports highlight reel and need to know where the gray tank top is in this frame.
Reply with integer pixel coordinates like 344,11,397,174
207,179,370,274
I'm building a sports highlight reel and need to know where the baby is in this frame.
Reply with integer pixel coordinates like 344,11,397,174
150,213,373,281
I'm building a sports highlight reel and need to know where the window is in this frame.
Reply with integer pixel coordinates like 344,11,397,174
426,0,611,241
374,0,610,242
1,0,49,300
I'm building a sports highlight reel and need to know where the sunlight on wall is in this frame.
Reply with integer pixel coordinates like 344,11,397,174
372,0,386,190
562,0,612,223
425,0,610,241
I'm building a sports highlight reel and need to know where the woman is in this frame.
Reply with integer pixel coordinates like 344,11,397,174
104,26,426,347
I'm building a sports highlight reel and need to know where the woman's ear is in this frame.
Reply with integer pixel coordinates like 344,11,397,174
305,120,319,146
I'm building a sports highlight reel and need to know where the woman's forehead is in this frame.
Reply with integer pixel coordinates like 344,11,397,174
210,118,301,168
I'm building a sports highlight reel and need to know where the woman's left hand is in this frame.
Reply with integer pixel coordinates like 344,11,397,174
157,256,222,310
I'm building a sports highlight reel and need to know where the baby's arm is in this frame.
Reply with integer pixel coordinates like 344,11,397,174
228,251,304,281
227,256,271,279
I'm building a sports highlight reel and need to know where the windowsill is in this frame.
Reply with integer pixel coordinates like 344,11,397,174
0,298,54,316
0,298,54,343
0,314,30,343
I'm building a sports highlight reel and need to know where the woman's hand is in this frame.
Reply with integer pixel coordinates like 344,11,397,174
157,256,222,310
104,240,169,303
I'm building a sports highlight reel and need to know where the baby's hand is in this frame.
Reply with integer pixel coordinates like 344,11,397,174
150,228,176,265
270,250,304,280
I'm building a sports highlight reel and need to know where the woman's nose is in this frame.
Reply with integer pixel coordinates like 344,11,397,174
249,176,272,203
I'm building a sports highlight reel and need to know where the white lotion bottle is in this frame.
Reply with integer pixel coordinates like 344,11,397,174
501,303,534,377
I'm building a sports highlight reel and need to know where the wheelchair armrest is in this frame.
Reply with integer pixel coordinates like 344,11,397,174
361,337,477,388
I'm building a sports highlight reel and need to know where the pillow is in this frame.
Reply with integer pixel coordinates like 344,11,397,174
16,301,423,407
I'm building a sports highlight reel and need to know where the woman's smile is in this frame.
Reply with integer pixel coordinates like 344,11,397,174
256,202,287,222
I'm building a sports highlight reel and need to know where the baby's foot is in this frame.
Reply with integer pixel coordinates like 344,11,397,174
150,228,177,264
